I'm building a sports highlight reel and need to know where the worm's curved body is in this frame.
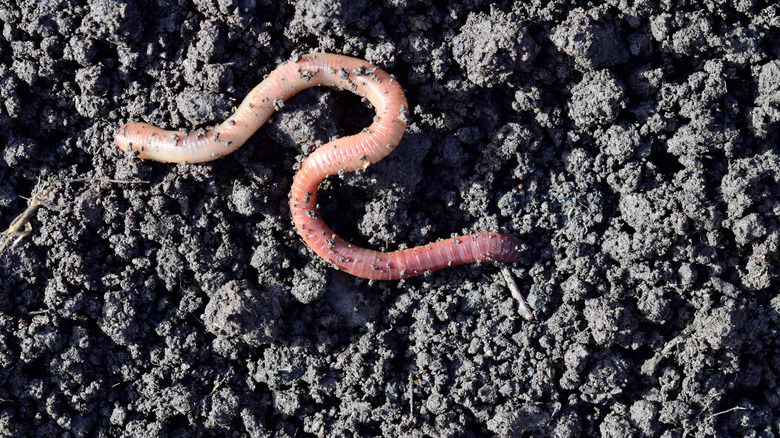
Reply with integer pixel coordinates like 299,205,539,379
115,53,520,280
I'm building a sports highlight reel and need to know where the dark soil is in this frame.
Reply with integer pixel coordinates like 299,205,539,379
1,1,779,437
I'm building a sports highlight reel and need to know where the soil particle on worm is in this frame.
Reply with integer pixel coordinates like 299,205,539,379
1,0,780,437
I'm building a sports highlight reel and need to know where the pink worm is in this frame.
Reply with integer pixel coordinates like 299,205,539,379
115,53,521,280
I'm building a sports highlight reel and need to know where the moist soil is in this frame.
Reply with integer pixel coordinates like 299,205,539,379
1,1,779,437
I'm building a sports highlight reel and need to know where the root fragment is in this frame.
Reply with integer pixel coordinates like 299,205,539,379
1,177,148,253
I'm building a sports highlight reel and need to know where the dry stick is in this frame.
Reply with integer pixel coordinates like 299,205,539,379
643,323,696,375
500,265,534,320
408,373,414,419
704,405,750,422
0,182,54,252
682,406,749,438
0,177,149,252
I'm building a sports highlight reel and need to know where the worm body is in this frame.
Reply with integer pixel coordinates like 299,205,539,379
115,53,520,279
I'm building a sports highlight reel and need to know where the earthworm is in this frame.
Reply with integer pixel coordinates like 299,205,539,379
115,52,521,280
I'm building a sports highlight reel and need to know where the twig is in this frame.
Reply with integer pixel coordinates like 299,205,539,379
501,265,534,320
0,177,148,253
643,323,696,375
408,373,414,419
682,406,750,438
0,181,54,252
704,405,749,422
